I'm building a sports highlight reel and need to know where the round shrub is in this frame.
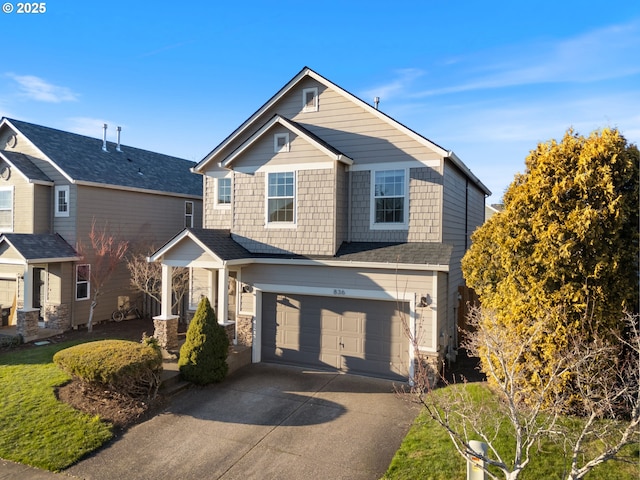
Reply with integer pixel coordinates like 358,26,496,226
53,339,163,398
178,296,229,385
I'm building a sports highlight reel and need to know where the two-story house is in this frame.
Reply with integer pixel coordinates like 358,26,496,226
0,118,202,341
149,67,490,380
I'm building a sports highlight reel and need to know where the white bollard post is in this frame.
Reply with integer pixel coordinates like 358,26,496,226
467,440,487,480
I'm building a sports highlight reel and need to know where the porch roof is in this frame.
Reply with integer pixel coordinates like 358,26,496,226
150,228,452,271
0,234,80,263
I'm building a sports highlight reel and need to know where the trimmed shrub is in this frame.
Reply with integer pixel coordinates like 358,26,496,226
178,297,229,384
53,338,163,398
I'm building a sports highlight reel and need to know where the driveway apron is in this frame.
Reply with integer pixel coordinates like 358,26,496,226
65,363,419,480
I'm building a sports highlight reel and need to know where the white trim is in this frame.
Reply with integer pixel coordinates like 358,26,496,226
0,186,13,233
0,119,75,184
430,272,439,353
75,263,90,301
184,200,194,228
214,177,232,209
273,133,290,153
265,171,296,226
220,115,352,169
253,282,415,302
370,168,409,231
73,180,202,200
348,159,440,172
236,161,336,174
54,185,70,217
302,87,319,112
253,283,416,377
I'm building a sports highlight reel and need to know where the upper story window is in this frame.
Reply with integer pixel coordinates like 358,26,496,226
267,172,295,224
216,177,231,207
0,187,13,232
302,87,318,112
185,201,194,228
76,264,90,300
55,185,69,217
274,133,290,153
371,169,409,229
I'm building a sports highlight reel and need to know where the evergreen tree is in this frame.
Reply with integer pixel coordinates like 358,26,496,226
462,128,639,402
178,297,229,384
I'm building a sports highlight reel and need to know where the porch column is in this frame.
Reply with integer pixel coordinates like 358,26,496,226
153,263,179,350
17,265,39,342
217,267,228,325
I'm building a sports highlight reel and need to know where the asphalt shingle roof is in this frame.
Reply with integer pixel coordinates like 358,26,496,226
185,228,452,267
1,234,78,261
0,150,52,183
186,228,252,261
5,118,201,197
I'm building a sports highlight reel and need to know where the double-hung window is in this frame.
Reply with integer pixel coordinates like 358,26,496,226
0,187,13,232
185,201,194,228
267,172,295,224
55,185,69,217
76,264,90,300
216,177,231,207
372,169,408,228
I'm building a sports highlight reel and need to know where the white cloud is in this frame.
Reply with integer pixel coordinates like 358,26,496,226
360,68,425,102
6,74,78,103
411,19,640,98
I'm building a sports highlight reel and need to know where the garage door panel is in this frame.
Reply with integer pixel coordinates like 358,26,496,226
262,293,409,380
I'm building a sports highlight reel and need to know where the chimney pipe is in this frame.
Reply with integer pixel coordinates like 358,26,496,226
116,126,122,152
374,97,380,110
102,124,108,152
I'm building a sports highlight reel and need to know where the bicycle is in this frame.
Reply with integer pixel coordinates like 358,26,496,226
111,302,142,322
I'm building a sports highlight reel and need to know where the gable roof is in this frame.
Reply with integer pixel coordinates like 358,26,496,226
222,115,353,168
0,234,80,263
1,118,201,198
0,150,52,184
193,66,490,196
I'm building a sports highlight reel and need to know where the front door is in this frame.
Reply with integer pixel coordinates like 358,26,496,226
32,267,46,321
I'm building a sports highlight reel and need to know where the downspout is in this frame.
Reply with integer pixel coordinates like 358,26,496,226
347,166,352,243
464,178,469,250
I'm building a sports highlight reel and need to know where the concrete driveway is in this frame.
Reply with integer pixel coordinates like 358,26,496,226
65,363,419,480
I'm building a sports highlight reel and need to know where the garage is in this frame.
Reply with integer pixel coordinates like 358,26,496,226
261,293,410,380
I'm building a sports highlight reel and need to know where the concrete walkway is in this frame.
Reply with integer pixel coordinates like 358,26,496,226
3,364,419,480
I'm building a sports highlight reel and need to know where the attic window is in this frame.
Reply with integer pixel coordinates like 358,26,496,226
274,133,290,153
302,87,318,112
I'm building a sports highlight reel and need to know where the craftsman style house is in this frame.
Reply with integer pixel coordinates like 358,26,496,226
150,67,490,380
0,118,202,340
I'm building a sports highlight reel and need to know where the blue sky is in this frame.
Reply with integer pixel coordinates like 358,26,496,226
1,1,638,203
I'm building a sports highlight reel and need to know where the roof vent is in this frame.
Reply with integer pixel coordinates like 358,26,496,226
374,97,380,110
102,124,108,152
116,126,122,152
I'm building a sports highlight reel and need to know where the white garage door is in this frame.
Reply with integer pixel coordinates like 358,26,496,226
262,293,409,380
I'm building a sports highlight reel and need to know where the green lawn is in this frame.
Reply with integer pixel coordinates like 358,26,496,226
383,384,639,480
0,342,113,471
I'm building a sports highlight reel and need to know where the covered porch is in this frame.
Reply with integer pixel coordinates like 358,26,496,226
147,228,253,350
0,234,80,342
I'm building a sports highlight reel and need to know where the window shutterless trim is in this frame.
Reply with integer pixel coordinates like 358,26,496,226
302,87,318,112
369,168,409,230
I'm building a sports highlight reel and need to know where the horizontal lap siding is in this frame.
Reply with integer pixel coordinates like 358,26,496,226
72,186,203,326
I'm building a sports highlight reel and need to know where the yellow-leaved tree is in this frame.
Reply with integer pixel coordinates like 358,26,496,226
462,127,639,406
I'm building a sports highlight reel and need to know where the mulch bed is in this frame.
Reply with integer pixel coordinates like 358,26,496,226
1,317,175,433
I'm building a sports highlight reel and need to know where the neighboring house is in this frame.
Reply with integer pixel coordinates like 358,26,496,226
485,203,503,221
149,67,490,380
0,118,202,340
